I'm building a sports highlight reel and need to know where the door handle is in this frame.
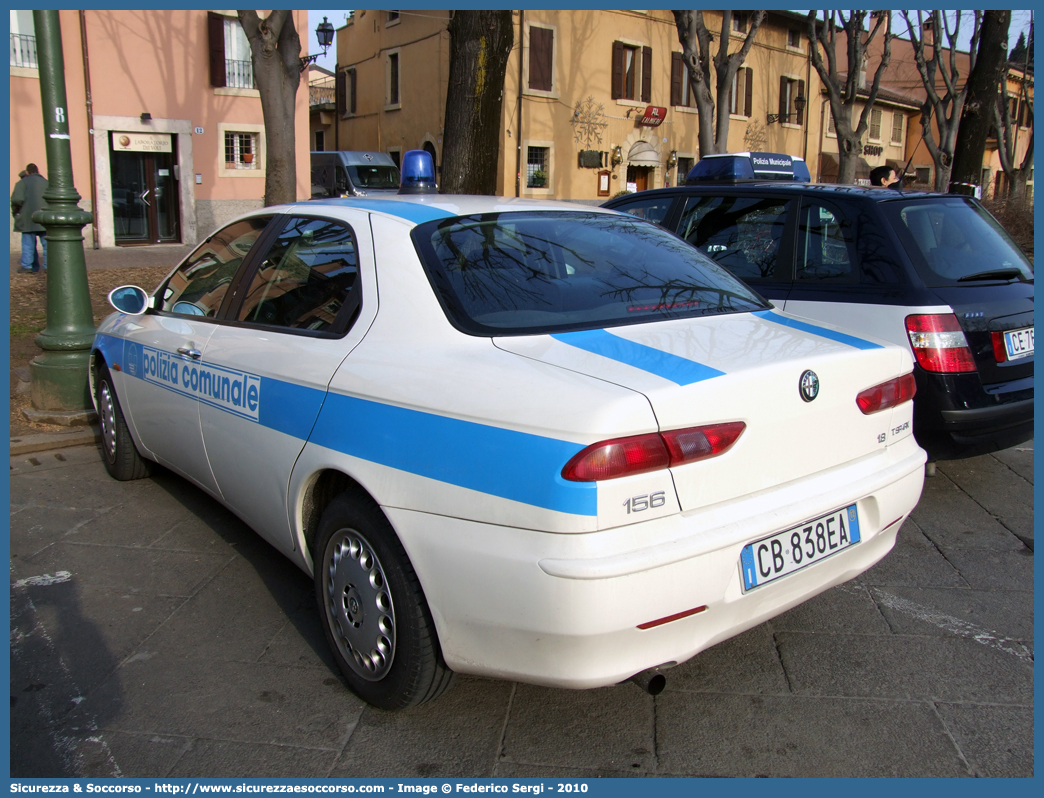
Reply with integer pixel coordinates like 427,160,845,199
140,188,151,206
177,347,201,360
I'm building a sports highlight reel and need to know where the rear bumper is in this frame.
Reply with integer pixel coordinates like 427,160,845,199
386,439,926,689
914,371,1034,460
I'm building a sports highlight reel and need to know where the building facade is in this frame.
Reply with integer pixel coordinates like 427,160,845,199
9,9,311,251
330,10,1032,201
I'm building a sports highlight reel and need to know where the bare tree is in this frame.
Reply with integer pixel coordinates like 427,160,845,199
901,10,982,191
807,10,892,185
993,16,1034,201
238,10,303,206
951,11,1010,194
441,11,513,194
673,11,765,157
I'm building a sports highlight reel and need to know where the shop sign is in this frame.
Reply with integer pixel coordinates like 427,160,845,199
112,132,172,153
638,106,667,127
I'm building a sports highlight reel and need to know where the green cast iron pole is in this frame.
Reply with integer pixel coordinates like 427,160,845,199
29,9,96,414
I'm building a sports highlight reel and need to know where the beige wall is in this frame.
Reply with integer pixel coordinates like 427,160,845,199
10,10,311,250
336,10,450,167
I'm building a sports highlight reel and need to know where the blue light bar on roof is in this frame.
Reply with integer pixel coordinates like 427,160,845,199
686,152,810,184
399,149,438,194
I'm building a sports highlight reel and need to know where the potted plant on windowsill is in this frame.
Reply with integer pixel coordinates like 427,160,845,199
243,153,254,164
530,169,547,188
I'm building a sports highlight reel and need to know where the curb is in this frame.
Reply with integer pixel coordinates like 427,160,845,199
10,425,101,456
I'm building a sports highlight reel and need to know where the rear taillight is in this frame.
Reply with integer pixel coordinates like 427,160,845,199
562,422,746,482
856,373,917,415
990,331,1008,363
905,314,977,373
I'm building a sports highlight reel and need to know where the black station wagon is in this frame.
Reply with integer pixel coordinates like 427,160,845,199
604,153,1034,462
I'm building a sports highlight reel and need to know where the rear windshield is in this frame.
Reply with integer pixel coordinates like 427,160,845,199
884,197,1033,286
347,165,400,190
412,211,769,336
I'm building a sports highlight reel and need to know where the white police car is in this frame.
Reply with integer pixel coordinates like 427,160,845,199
93,151,925,710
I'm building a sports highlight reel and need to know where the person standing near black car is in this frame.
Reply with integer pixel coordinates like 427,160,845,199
11,163,48,273
869,165,900,188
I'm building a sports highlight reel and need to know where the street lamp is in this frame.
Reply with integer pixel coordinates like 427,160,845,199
300,16,335,69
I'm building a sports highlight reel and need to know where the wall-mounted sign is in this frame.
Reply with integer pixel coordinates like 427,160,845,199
194,126,205,135
864,144,883,156
112,132,172,153
638,106,667,127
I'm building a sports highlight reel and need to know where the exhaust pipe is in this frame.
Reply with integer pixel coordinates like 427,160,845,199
629,667,667,696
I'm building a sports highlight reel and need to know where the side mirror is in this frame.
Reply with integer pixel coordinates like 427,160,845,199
108,285,149,315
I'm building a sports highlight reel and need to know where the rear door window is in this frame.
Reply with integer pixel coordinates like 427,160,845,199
797,200,857,283
232,216,360,334
676,195,794,283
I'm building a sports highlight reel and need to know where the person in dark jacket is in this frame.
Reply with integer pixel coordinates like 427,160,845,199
11,163,48,273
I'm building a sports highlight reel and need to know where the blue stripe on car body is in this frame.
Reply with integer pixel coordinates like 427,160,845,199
305,198,456,225
551,329,725,386
310,392,596,516
93,335,595,516
753,310,883,351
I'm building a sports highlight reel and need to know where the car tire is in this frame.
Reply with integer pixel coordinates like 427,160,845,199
314,490,455,710
95,365,152,481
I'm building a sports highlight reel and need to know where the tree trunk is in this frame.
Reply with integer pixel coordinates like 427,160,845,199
441,11,513,194
951,11,1011,193
674,11,763,157
239,11,302,206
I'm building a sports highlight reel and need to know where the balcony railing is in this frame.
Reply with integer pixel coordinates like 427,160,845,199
225,58,254,89
11,33,37,69
309,76,336,106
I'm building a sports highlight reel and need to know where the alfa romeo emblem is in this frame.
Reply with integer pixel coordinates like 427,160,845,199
799,370,819,402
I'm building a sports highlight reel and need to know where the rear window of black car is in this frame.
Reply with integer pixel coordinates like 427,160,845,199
412,211,769,336
884,197,1033,286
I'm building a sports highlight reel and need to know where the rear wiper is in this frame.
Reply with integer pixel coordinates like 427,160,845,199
957,268,1024,282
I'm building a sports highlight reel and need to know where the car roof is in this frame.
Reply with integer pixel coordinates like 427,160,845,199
610,182,944,203
287,196,622,226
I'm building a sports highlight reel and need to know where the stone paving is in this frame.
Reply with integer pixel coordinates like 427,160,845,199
9,442,1033,778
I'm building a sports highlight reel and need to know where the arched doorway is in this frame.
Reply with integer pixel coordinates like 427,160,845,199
626,139,658,192
423,141,438,176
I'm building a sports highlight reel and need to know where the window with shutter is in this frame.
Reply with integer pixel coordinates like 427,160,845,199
641,46,652,103
528,26,554,92
207,12,227,88
891,111,903,143
336,70,347,116
869,108,882,140
671,53,684,107
611,41,624,99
